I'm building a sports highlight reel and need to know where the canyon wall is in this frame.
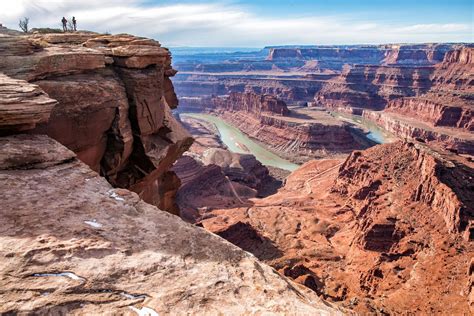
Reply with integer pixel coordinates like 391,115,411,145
267,46,386,71
0,31,342,315
181,92,370,162
174,43,468,109
315,45,472,113
199,141,474,314
174,43,472,155
268,44,453,66
314,45,473,152
174,42,474,314
363,110,474,154
0,32,193,214
174,73,333,104
314,64,434,110
385,97,473,130
172,114,285,222
213,91,290,115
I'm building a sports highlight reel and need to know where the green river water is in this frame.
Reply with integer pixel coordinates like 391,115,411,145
182,112,391,172
182,113,300,171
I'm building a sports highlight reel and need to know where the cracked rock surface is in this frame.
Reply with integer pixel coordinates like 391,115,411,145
0,134,342,315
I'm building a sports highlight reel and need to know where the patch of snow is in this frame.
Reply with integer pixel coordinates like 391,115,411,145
129,306,159,316
84,220,103,228
107,189,125,201
33,272,84,281
121,292,147,300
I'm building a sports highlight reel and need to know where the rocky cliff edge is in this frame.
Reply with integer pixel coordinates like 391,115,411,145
0,32,343,315
0,32,193,214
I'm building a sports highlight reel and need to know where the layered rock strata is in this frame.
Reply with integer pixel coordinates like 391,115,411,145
0,74,57,133
173,44,459,106
0,31,342,315
172,115,286,221
200,92,371,162
314,46,473,152
0,32,193,214
363,110,474,155
199,142,474,314
314,64,434,110
0,134,341,315
213,91,289,115
174,43,472,154
267,44,453,67
174,73,332,104
172,155,257,222
202,148,274,193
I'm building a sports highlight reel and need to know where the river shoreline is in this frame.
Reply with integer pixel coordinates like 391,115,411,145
181,112,300,171
330,111,396,144
179,109,395,170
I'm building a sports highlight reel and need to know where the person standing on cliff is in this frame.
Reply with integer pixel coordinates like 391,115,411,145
72,16,77,31
61,17,67,32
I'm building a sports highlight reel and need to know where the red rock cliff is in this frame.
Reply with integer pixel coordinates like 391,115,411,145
0,122,339,315
212,92,290,115
204,92,369,162
200,141,474,314
0,31,343,315
0,33,193,214
314,45,473,152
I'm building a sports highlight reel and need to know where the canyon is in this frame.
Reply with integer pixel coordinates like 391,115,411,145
0,26,473,316
170,43,473,314
179,93,375,163
200,141,474,314
173,43,473,156
0,31,343,314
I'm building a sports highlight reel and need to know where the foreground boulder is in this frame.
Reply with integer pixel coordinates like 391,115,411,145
0,134,342,315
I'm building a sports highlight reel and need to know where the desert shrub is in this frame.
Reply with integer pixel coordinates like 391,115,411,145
30,28,63,34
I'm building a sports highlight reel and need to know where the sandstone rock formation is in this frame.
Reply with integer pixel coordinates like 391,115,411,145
173,43,458,105
0,134,342,315
363,110,474,155
314,45,473,153
194,92,372,162
0,73,57,133
173,41,473,314
174,73,334,104
213,92,289,115
172,115,286,221
172,155,257,222
267,44,453,67
174,43,472,154
0,32,193,214
200,142,474,314
314,64,434,110
202,148,273,192
0,31,344,315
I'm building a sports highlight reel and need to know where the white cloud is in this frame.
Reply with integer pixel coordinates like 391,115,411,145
0,0,471,46
396,23,470,33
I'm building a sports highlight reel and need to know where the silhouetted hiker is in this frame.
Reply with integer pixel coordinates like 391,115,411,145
61,17,67,32
72,16,77,31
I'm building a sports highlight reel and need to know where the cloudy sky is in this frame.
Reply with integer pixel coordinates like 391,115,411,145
1,0,472,47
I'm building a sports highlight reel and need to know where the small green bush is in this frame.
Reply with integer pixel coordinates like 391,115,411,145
30,28,63,34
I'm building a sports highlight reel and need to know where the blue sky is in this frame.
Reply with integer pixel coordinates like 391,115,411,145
1,0,472,46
